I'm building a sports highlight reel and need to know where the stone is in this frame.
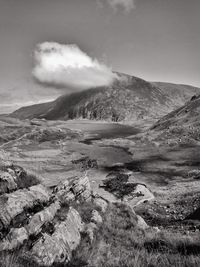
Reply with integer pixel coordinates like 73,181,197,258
26,201,61,235
30,207,84,266
54,175,91,204
0,201,60,252
0,227,28,251
0,184,50,228
91,210,102,224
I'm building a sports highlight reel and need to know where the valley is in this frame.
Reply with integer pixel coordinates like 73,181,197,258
1,89,200,266
1,1,200,265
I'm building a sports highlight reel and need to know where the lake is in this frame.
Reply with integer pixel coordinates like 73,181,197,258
64,120,140,141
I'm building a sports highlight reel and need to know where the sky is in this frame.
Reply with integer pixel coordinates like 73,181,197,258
0,0,200,113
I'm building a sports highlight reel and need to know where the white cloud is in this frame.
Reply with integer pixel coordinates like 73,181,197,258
33,42,117,90
98,0,135,13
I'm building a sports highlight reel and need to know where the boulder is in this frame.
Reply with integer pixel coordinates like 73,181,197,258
0,201,60,251
54,175,91,204
0,227,28,251
0,184,50,229
30,207,84,266
26,201,60,236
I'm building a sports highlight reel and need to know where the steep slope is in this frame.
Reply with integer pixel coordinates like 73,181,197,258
152,94,200,130
148,94,200,148
11,73,200,123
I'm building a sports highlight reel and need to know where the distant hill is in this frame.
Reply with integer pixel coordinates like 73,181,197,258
11,73,200,123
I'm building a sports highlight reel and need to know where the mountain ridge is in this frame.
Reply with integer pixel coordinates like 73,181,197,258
11,73,200,123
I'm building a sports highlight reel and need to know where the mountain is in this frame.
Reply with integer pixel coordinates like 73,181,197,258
11,73,200,123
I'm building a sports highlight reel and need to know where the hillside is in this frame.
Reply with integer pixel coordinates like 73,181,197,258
153,82,200,106
152,94,200,132
11,73,200,123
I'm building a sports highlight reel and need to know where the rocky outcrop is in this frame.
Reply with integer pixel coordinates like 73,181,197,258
0,164,149,266
30,207,84,266
0,184,50,229
54,175,91,204
0,165,95,266
0,201,61,251
25,201,60,236
0,227,28,251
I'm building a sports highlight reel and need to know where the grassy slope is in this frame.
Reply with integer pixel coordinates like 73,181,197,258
69,203,200,267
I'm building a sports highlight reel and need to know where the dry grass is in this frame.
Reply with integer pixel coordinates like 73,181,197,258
67,203,200,267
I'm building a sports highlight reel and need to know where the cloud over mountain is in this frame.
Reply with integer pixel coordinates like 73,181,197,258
33,42,117,90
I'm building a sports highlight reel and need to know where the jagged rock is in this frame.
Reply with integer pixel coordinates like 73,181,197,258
0,201,60,251
30,207,84,266
0,227,28,251
26,201,60,235
54,175,91,204
91,210,102,224
0,171,17,195
93,196,108,213
0,184,50,229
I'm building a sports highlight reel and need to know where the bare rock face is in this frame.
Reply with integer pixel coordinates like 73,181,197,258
0,202,61,251
30,207,84,266
0,164,94,266
0,227,28,251
54,175,91,204
25,201,60,236
0,184,50,229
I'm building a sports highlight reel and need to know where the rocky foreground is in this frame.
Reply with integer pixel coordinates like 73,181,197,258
0,164,148,266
